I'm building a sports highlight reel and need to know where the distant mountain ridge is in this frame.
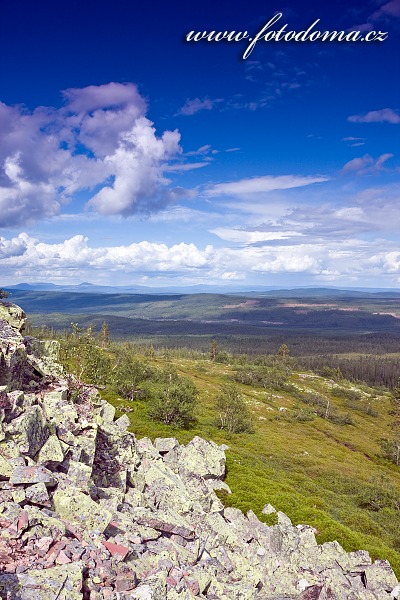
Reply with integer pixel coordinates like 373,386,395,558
6,282,400,297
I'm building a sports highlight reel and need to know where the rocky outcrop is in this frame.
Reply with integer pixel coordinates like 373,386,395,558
0,301,61,391
0,301,399,599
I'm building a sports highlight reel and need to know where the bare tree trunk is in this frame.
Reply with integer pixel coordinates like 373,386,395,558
325,399,330,420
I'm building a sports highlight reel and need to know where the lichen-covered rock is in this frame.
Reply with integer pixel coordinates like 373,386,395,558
53,488,112,533
138,458,196,515
0,455,13,479
9,465,56,486
24,482,51,506
9,405,49,458
163,435,226,480
363,560,399,592
154,437,179,454
23,337,63,378
0,302,61,391
0,562,83,599
36,434,65,465
0,302,26,332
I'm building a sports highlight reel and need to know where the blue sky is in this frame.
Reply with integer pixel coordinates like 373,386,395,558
0,0,399,288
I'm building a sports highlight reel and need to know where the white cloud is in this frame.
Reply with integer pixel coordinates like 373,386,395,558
0,154,61,226
185,144,212,156
148,206,218,224
62,82,146,115
0,234,213,276
379,251,400,273
164,162,209,172
210,183,400,251
333,207,365,220
0,83,186,226
210,228,302,244
209,244,323,276
0,232,30,258
86,118,182,216
341,137,366,147
205,175,329,197
220,271,244,280
2,230,400,286
348,108,400,124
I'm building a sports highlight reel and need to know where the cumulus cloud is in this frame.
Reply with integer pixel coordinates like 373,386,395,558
0,233,30,258
0,82,186,227
62,82,146,115
0,154,61,226
379,251,400,273
205,175,329,197
0,234,213,276
178,98,214,116
348,108,400,124
2,230,400,286
0,232,332,283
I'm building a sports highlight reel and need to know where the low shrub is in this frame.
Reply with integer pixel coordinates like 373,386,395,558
331,386,363,401
147,377,198,428
215,383,254,433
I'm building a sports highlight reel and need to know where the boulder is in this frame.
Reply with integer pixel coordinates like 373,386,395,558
0,562,83,599
0,302,26,332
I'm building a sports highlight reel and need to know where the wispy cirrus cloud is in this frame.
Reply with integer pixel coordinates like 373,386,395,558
373,0,400,18
351,0,400,32
341,153,394,175
369,0,400,22
348,108,400,124
177,98,215,116
163,162,209,172
210,228,302,244
207,182,400,254
341,136,366,147
185,144,213,156
185,144,237,157
205,174,329,197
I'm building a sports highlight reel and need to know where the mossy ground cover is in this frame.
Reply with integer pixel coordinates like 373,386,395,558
103,354,400,577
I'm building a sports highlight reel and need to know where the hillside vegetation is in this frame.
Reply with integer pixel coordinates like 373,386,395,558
36,323,400,578
16,287,400,391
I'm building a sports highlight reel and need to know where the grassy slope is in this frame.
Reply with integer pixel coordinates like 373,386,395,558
103,356,400,577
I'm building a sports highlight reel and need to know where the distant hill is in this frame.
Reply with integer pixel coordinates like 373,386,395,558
6,282,400,297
